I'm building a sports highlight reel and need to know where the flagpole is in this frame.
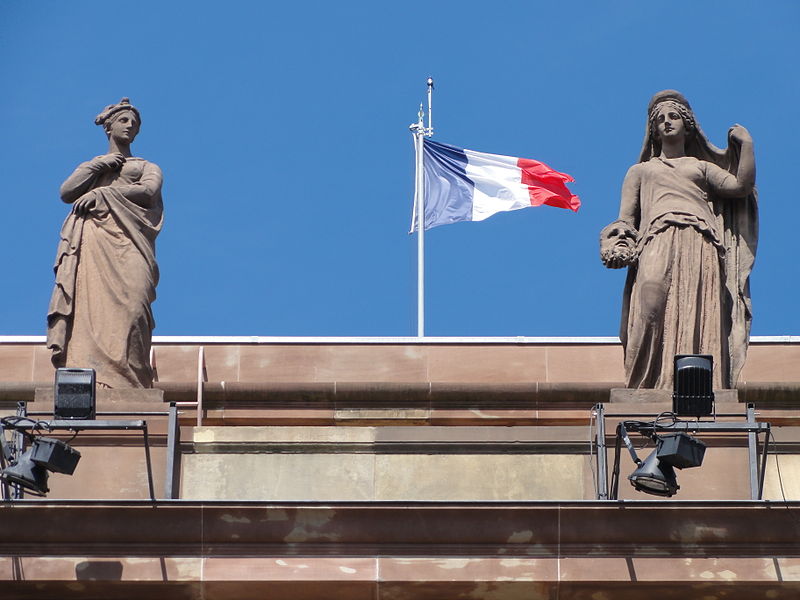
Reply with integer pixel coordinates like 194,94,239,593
414,109,425,337
410,77,434,338
426,76,433,135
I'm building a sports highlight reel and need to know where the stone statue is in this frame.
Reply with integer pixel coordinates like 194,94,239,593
47,98,163,388
600,90,757,390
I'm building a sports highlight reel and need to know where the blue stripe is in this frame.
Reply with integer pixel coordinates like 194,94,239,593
422,139,474,229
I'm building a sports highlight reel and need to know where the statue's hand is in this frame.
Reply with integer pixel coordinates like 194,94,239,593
72,190,98,217
94,152,126,171
729,124,752,145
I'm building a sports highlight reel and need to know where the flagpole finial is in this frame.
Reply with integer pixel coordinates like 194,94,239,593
410,104,424,133
425,78,434,137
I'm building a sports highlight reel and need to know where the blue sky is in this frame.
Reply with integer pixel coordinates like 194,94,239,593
1,1,798,337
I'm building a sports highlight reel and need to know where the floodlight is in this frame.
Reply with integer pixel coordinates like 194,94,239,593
673,354,714,417
54,368,96,420
1,435,81,497
657,432,706,469
629,449,679,497
30,437,81,474
1,450,49,495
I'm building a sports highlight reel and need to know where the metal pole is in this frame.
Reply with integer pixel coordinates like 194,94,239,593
196,346,205,427
411,77,434,338
610,423,623,500
595,404,608,500
142,422,155,501
165,402,181,500
415,112,425,337
758,424,770,500
13,403,25,500
0,424,10,501
426,77,434,135
747,403,758,500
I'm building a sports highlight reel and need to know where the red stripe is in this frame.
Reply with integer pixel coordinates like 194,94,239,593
517,157,580,212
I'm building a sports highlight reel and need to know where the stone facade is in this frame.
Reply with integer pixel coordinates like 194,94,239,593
1,337,799,598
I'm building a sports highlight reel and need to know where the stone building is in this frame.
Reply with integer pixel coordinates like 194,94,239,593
0,335,798,598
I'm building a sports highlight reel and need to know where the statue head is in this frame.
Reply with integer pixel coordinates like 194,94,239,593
647,90,696,150
638,90,727,164
600,219,638,269
95,98,141,143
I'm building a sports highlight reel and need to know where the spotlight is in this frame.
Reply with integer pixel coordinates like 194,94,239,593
620,421,706,498
1,432,81,497
629,449,679,497
1,451,49,495
673,355,714,417
29,437,81,475
657,432,706,469
54,368,96,420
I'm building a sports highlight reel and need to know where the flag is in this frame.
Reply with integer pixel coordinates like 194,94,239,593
411,139,580,231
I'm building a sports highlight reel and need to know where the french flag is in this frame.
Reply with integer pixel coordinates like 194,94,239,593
411,139,580,231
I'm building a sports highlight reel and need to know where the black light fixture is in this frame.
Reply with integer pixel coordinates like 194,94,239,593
0,420,81,497
54,368,96,420
657,432,706,469
629,448,679,497
29,437,81,474
1,450,49,495
620,421,706,498
673,354,714,417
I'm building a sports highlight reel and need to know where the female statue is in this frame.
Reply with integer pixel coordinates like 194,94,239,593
47,98,163,388
600,90,757,389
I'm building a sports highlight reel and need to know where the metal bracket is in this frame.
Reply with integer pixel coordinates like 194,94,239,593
8,403,168,501
595,403,771,500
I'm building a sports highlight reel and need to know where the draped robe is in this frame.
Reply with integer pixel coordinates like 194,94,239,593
47,157,163,388
619,155,755,389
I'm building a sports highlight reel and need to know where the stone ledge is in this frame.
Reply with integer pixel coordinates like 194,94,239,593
1,501,798,555
2,381,798,409
31,387,165,414
609,388,738,404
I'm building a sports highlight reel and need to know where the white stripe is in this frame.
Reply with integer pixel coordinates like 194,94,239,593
464,149,531,221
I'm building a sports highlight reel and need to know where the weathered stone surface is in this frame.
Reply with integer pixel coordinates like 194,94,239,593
609,387,738,404
34,386,164,409
763,455,800,501
183,425,587,500
4,340,800,390
181,424,800,502
374,454,585,501
43,440,167,500
193,426,375,445
182,453,376,501
1,502,800,599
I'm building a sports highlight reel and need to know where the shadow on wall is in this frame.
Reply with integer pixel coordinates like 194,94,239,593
75,561,123,581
